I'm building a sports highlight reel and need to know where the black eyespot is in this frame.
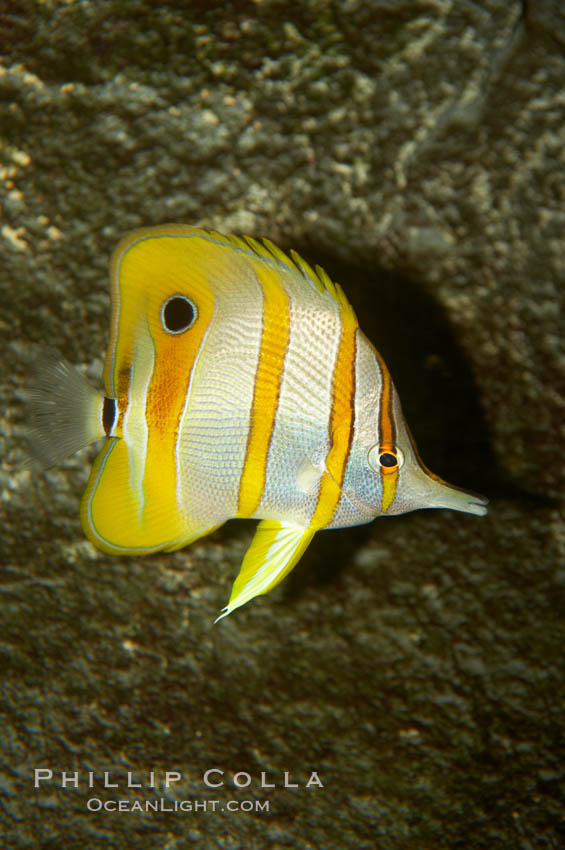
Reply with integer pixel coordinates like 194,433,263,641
379,452,398,468
161,295,197,334
102,396,116,436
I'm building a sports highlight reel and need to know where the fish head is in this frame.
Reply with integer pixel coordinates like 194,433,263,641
364,382,488,518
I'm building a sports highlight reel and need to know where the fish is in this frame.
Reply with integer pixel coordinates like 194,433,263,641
25,224,488,619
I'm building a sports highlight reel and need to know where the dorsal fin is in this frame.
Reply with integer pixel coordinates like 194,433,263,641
200,229,349,309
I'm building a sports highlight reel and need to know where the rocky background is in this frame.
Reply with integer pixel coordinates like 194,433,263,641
1,1,564,847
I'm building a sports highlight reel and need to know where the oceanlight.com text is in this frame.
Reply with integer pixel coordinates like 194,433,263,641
86,797,270,813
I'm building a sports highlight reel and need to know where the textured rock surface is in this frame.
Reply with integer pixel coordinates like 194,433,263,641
1,1,563,848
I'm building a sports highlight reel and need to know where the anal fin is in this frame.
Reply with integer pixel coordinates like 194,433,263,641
216,520,315,621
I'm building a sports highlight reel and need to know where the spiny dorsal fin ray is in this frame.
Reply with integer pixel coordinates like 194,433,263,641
203,229,349,309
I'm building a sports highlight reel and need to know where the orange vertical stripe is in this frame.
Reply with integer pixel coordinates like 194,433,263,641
311,298,358,530
237,264,291,517
374,349,398,511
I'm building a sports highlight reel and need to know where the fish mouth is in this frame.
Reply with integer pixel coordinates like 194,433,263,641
427,481,489,516
445,494,488,517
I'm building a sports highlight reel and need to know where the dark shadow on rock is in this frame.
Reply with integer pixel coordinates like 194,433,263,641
283,521,375,601
289,243,529,504
274,243,560,597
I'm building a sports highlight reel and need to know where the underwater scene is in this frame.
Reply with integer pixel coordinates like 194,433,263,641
1,2,563,848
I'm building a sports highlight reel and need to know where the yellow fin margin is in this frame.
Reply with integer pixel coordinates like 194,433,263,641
81,438,221,555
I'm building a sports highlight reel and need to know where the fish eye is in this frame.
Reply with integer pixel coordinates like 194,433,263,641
380,452,397,468
161,295,197,334
367,445,404,473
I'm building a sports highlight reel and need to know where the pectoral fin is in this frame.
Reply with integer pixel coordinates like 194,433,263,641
216,520,315,620
296,458,323,495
